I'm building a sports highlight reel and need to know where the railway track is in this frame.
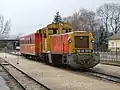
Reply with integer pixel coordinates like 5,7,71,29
0,57,51,90
84,69,120,83
101,62,120,67
4,52,120,84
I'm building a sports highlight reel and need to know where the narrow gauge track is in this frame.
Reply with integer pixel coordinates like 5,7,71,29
0,57,51,90
5,52,120,83
101,62,120,67
85,69,120,83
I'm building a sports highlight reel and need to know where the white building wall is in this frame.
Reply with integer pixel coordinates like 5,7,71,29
108,40,120,51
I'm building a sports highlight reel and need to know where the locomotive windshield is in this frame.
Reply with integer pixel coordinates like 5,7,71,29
48,28,58,35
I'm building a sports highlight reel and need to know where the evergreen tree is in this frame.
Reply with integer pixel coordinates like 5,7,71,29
53,12,62,23
94,26,108,51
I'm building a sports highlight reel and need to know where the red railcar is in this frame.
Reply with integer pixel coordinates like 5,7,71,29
20,32,41,56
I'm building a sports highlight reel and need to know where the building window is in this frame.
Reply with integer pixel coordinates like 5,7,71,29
111,42,114,47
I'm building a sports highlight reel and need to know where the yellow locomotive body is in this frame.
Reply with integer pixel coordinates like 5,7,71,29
63,31,100,69
36,21,100,69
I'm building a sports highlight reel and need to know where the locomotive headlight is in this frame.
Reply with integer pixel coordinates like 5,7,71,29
68,37,72,43
91,40,94,43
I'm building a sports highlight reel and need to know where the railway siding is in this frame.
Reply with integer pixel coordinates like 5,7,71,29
92,64,120,78
0,53,120,90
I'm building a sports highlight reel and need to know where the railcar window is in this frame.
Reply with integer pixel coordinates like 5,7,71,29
28,37,29,44
31,36,33,44
26,37,28,44
22,39,23,44
30,36,32,44
22,40,23,44
23,39,25,44
28,37,30,44
27,37,29,44
32,35,34,44
24,38,26,44
23,38,24,44
29,36,30,44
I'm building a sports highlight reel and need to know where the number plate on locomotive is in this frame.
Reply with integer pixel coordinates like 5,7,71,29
76,49,91,53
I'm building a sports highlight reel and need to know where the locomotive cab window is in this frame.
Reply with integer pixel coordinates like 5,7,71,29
48,28,58,35
62,28,71,34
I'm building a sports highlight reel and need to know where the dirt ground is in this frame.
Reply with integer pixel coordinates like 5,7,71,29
1,53,120,90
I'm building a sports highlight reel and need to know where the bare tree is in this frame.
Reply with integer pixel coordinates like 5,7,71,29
63,8,97,32
97,3,120,35
15,33,24,39
63,12,80,30
79,9,97,32
0,15,11,39
110,4,120,34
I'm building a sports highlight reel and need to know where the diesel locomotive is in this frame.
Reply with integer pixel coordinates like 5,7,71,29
20,13,100,69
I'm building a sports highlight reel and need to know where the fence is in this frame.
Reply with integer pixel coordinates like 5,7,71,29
99,51,120,64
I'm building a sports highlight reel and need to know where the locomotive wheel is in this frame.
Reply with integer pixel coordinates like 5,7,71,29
51,54,62,66
44,54,49,64
41,53,49,64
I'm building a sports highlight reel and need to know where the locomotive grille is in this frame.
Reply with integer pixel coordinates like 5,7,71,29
74,36,89,48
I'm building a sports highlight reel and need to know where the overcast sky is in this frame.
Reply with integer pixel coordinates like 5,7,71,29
0,0,120,35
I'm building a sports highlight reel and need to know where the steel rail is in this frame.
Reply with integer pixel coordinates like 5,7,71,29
0,63,26,90
0,57,51,90
101,62,120,67
5,53,120,84
86,69,120,83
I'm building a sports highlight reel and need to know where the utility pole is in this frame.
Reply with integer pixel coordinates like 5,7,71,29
17,53,19,64
16,42,20,64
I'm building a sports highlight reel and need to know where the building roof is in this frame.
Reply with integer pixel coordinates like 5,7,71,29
107,32,120,40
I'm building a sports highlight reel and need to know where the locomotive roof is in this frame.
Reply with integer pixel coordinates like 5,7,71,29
46,23,73,29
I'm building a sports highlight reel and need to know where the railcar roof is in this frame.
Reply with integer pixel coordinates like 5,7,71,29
20,30,37,38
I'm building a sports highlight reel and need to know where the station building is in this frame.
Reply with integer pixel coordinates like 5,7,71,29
108,33,120,52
